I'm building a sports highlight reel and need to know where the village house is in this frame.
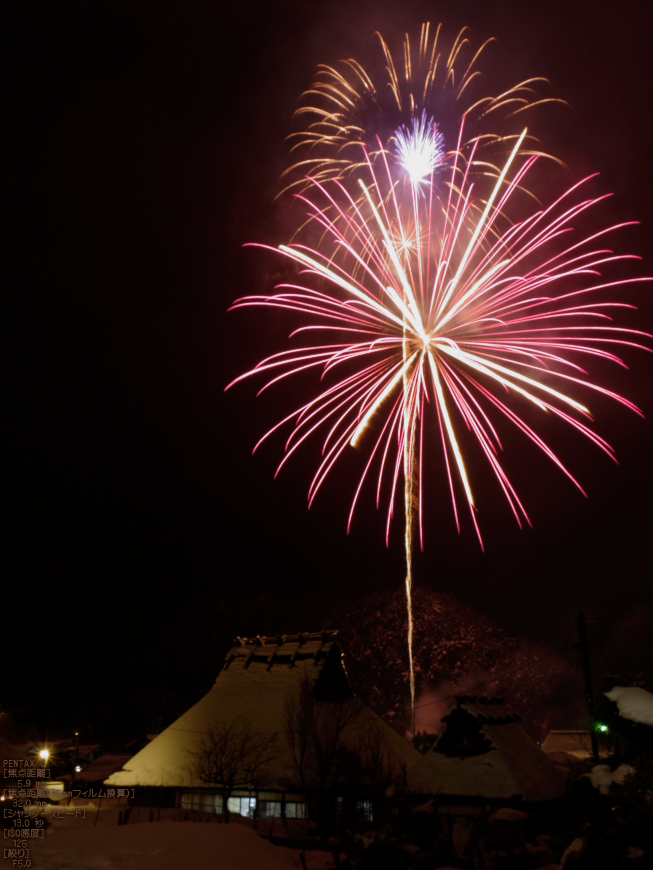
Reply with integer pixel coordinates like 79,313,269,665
408,696,566,804
407,697,567,861
105,631,420,830
541,729,597,770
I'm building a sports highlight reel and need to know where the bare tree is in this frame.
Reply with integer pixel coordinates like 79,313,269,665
331,587,581,740
187,716,278,822
285,678,394,838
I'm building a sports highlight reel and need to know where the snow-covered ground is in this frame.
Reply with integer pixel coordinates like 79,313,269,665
28,816,337,870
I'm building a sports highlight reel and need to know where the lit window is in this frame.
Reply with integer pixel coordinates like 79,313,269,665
227,796,257,818
356,800,373,822
259,801,282,818
181,792,223,814
202,793,222,814
181,792,201,811
285,802,307,819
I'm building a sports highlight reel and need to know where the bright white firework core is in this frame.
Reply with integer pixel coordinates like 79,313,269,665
394,113,445,185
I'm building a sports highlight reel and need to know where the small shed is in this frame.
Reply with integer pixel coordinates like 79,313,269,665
63,754,134,788
408,696,565,803
541,730,593,760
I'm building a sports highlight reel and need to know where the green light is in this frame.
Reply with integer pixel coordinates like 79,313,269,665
596,723,609,733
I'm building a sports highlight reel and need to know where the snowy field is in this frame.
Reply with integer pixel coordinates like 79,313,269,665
29,817,337,870
20,818,564,870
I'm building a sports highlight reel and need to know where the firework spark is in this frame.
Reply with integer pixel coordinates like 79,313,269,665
394,112,445,186
230,127,650,721
283,22,562,197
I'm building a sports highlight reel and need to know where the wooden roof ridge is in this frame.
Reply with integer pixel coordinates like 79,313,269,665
233,630,338,647
222,630,340,672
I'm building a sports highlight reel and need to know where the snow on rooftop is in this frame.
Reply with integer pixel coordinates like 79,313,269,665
541,730,593,758
106,631,419,789
409,749,524,799
106,643,330,788
61,754,134,783
408,698,565,801
604,686,653,727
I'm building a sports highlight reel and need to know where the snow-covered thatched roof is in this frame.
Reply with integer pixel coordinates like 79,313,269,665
408,697,565,802
106,631,419,789
541,730,593,759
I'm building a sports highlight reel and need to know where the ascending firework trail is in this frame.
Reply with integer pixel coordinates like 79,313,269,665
228,25,650,730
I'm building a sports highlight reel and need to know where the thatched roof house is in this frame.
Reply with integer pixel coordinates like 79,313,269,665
106,632,420,820
408,696,565,803
541,729,594,760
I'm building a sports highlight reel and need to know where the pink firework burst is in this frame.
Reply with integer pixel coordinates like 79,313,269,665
228,128,651,549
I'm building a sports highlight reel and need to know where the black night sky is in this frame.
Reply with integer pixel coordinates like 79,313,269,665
6,0,653,737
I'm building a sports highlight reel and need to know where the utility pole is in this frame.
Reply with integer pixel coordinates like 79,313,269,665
67,730,80,806
572,611,599,763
